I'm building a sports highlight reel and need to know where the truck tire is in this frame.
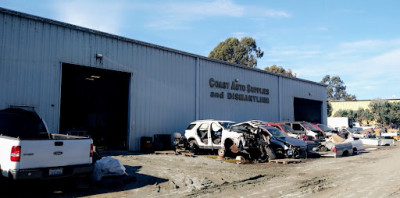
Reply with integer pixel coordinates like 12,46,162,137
266,147,276,161
189,140,199,154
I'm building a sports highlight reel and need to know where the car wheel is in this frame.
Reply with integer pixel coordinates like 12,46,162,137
224,139,234,157
265,146,276,161
218,148,225,157
257,145,268,163
189,140,199,154
353,148,358,155
275,148,285,159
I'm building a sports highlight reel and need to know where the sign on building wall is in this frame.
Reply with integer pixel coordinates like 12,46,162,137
209,78,269,104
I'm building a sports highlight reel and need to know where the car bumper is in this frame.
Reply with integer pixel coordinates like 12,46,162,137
9,164,93,180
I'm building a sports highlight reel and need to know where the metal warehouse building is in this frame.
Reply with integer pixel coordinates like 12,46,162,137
0,8,327,151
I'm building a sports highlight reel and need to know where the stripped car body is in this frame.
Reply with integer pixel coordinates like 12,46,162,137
232,121,308,159
312,124,338,137
339,128,366,139
279,122,326,141
181,120,239,152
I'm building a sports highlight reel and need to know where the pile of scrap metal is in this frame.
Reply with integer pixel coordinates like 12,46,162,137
351,128,396,146
357,128,376,138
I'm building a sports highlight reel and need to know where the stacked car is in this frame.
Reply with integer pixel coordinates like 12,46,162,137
174,119,372,161
175,120,319,161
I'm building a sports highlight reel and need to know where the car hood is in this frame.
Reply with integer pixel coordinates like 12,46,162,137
276,137,307,147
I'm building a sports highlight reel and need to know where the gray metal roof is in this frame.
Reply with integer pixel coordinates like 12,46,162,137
0,7,326,87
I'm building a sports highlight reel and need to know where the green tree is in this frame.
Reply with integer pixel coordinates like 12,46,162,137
369,100,400,127
333,108,374,125
327,101,332,117
334,109,353,117
208,37,264,68
264,65,296,77
320,75,356,101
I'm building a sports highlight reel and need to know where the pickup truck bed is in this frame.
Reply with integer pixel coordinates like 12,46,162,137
0,134,93,180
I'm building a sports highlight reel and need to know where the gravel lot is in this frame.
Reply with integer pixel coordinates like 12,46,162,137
2,142,400,198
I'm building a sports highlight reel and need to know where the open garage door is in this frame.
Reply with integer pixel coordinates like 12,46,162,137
294,98,322,123
60,64,130,150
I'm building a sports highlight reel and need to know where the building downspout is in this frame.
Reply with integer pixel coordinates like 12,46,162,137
195,57,200,120
278,76,282,121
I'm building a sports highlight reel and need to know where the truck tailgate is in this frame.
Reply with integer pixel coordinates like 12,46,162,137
18,139,92,169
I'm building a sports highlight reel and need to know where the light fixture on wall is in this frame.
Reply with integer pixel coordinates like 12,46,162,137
235,78,239,82
90,75,100,79
95,53,103,59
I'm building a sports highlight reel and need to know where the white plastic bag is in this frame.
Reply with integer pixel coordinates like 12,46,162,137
92,157,126,181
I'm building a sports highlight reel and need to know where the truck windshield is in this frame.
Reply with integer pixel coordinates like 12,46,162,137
219,122,236,129
267,127,289,138
347,128,355,133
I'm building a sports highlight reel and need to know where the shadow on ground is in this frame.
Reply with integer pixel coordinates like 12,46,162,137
0,165,168,198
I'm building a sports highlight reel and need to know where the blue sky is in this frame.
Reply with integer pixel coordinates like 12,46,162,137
1,0,400,100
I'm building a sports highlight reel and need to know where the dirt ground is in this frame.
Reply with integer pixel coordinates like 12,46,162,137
2,142,400,198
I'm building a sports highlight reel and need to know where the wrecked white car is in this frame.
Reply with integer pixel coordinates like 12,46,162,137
174,120,274,162
180,120,240,153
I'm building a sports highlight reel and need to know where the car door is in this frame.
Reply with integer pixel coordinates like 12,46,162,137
210,122,223,148
197,123,211,146
291,123,305,135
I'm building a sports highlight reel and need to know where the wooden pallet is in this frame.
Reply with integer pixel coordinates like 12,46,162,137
269,159,302,164
181,152,195,157
154,150,177,155
175,149,187,153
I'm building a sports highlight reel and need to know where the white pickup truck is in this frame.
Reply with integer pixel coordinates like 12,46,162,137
0,108,94,180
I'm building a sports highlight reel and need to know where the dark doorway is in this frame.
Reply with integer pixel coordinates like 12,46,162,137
294,98,322,123
60,64,130,150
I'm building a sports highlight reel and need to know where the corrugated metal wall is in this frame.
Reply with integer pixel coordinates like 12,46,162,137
198,60,279,122
280,77,327,122
0,8,327,151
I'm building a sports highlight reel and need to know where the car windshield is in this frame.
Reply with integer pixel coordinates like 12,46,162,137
281,125,295,133
317,124,332,132
347,128,355,133
219,122,236,129
266,127,288,138
302,122,320,131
